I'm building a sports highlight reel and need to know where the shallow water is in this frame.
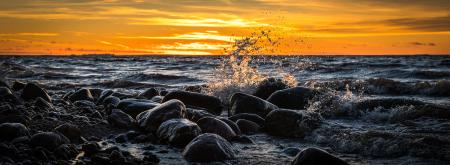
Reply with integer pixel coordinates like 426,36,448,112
1,55,450,164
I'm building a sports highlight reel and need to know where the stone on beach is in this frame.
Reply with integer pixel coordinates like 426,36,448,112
229,113,265,127
218,117,241,135
267,87,320,110
185,108,215,122
108,109,136,129
117,99,160,118
30,132,69,151
68,88,94,102
137,99,186,133
139,88,159,99
182,133,236,162
265,109,322,138
21,83,52,102
0,123,29,141
230,92,278,118
162,90,223,115
236,119,260,134
197,117,237,140
291,147,349,165
157,118,201,148
55,123,82,143
253,77,289,99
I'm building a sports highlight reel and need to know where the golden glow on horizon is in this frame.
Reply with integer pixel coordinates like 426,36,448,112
0,0,449,55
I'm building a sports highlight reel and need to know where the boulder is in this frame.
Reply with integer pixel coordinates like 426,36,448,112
139,88,159,99
267,87,320,110
186,108,215,122
0,80,9,89
12,81,26,91
182,133,236,162
117,99,160,118
137,99,186,132
97,89,114,105
229,113,265,127
34,97,54,109
197,117,236,140
89,88,103,101
162,90,223,115
103,96,120,107
218,117,241,135
230,92,278,118
55,124,81,143
108,109,135,129
68,88,94,102
253,78,289,99
55,144,79,160
30,132,69,150
291,148,348,165
0,123,29,141
0,87,21,104
265,109,322,138
157,118,201,148
236,119,260,134
21,83,51,102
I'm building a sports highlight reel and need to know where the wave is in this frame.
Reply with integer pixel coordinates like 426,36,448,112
125,73,199,82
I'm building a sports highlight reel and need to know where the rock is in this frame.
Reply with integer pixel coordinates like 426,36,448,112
0,87,20,104
82,141,101,156
117,99,160,118
197,117,236,140
73,100,96,109
265,109,322,138
186,108,214,122
157,118,201,148
55,124,81,143
139,88,159,99
30,132,69,150
236,119,260,134
0,123,29,141
182,133,236,162
108,109,135,129
160,90,168,96
0,80,9,89
12,81,26,91
103,96,120,107
0,87,12,97
267,87,320,110
68,88,94,102
253,78,289,99
229,113,265,127
34,97,54,109
143,152,160,163
21,83,52,102
230,92,278,118
291,148,348,165
231,135,254,144
136,99,186,132
54,144,78,160
89,88,103,101
218,117,241,135
162,90,223,115
97,89,114,105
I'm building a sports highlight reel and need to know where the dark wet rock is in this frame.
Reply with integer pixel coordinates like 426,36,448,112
0,87,21,104
54,144,78,160
89,88,103,101
186,108,215,122
30,132,69,151
108,109,135,129
115,134,128,143
136,99,186,133
229,113,265,127
139,88,159,99
32,146,52,160
218,117,241,135
283,147,301,157
73,100,96,109
82,141,101,156
157,118,201,148
236,119,260,134
182,133,236,162
231,135,254,144
197,117,236,140
55,123,81,143
265,109,322,138
103,96,120,107
0,106,31,125
230,92,278,118
160,90,168,96
0,87,12,97
0,143,18,158
117,99,160,118
267,87,320,110
150,95,164,103
34,97,54,109
291,148,348,165
97,89,114,105
253,78,290,99
21,83,51,102
0,123,29,141
12,81,26,91
162,90,223,115
68,88,94,102
0,80,9,89
11,136,30,144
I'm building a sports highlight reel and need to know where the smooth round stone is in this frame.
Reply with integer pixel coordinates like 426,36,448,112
12,81,26,91
182,133,236,162
265,109,322,138
267,87,320,110
0,123,29,141
55,123,82,143
139,88,159,99
186,108,214,122
218,117,241,135
157,118,201,148
103,96,120,107
21,83,52,102
230,92,278,118
162,90,223,115
197,117,236,140
34,97,54,109
291,148,349,165
253,77,289,99
30,132,69,151
97,89,114,105
69,88,94,102
108,109,135,129
117,99,160,118
236,119,260,134
229,113,265,127
137,99,186,133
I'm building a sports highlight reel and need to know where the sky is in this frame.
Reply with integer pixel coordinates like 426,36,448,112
0,0,449,55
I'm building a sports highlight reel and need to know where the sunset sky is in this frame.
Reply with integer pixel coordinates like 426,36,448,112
0,0,449,55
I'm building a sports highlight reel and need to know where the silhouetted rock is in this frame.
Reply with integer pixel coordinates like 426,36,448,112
137,99,186,132
21,83,51,102
69,88,94,102
0,123,29,141
186,108,214,122
0,80,9,89
150,95,164,103
97,89,114,105
182,133,236,162
0,87,21,104
267,87,320,110
291,148,348,165
253,78,289,99
229,113,265,127
103,96,120,107
230,92,278,118
82,141,101,156
162,90,223,115
34,97,54,109
117,99,160,118
139,88,159,99
108,109,135,128
265,109,322,138
12,81,26,91
30,132,69,150
55,144,79,160
218,117,241,135
55,123,81,143
197,117,236,140
157,118,201,148
236,119,260,134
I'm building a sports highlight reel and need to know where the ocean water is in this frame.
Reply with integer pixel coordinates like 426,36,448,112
1,55,450,164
